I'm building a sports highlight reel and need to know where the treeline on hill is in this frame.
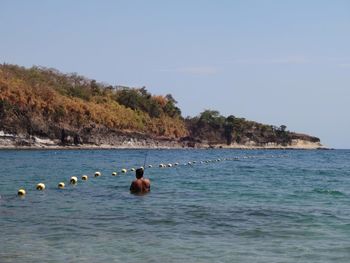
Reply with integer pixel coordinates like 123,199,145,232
185,110,320,146
0,64,187,142
0,64,320,146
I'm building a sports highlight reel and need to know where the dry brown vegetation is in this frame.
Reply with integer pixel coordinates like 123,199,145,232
0,63,320,147
0,64,187,141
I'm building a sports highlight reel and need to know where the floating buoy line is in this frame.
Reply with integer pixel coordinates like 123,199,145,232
15,154,288,197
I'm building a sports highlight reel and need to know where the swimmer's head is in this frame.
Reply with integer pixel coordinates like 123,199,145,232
136,168,144,179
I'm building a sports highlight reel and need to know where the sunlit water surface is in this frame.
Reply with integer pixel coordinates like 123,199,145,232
1,149,350,263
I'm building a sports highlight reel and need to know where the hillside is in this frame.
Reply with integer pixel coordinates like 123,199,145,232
185,110,321,148
0,64,322,148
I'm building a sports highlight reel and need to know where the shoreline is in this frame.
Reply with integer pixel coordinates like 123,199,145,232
0,131,327,150
0,143,329,151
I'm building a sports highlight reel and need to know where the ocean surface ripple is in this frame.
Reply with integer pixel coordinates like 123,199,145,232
0,149,350,263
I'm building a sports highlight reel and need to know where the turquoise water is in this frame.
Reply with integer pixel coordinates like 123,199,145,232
0,149,350,262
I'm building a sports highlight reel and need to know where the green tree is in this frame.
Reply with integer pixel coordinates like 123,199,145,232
224,115,235,145
90,80,101,96
116,89,140,110
199,110,220,123
164,101,181,117
280,125,287,132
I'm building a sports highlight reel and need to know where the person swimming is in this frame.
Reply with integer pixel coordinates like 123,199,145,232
130,168,150,194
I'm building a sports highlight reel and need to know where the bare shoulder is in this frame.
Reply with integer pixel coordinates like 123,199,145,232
133,179,142,186
130,180,142,191
143,178,151,187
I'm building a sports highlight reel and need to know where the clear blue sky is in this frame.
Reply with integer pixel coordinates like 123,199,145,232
1,0,349,148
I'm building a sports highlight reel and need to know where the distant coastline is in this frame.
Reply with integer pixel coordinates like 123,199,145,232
0,131,326,150
0,64,324,149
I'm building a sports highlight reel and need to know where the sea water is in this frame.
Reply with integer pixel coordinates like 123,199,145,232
0,149,349,263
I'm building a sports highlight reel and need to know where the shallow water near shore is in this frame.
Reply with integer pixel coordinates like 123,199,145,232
0,149,350,263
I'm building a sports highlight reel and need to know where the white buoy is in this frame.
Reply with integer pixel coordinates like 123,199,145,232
159,164,165,168
94,171,101,177
58,182,65,189
121,169,127,173
18,188,26,196
174,162,179,166
70,176,78,184
112,172,117,176
36,183,45,191
167,163,172,167
140,166,144,170
148,165,153,168
131,168,135,172
82,175,88,181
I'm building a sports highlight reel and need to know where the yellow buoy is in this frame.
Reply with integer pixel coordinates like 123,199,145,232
82,175,88,181
18,188,26,196
58,182,65,189
36,183,46,191
94,171,101,177
112,172,117,176
70,176,78,184
121,169,127,173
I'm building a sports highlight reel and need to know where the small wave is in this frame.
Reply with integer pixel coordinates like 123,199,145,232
237,165,256,169
313,188,345,196
239,228,266,238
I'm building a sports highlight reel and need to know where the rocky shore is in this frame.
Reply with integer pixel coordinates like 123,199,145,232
0,130,326,150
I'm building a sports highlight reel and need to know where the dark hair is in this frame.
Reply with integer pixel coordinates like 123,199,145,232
135,168,144,179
